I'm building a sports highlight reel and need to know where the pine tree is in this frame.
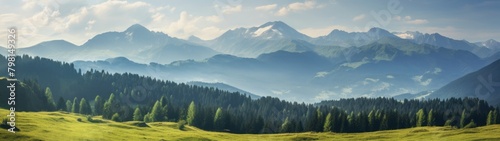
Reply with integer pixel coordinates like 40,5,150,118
487,110,495,125
65,100,72,112
45,87,56,110
143,112,151,123
280,117,291,133
416,109,425,127
368,110,375,131
187,101,196,126
427,109,434,126
460,109,466,128
213,107,224,130
94,95,104,115
71,97,79,113
379,113,389,130
494,110,498,125
150,100,162,122
315,108,324,132
306,108,318,131
464,119,476,128
56,97,66,111
79,98,91,115
133,107,143,121
323,112,333,132
103,93,118,119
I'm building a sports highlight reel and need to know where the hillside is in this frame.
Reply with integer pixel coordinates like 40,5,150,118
1,109,500,141
428,59,500,105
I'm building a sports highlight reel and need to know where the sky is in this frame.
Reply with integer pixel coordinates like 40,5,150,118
1,0,499,47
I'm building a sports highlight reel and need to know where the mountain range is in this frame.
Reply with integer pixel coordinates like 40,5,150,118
428,59,500,105
7,21,500,103
15,24,218,64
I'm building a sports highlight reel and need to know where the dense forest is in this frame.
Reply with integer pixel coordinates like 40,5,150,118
1,55,499,134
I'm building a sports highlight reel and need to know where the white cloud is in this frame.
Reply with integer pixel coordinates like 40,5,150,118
271,90,291,95
371,82,391,92
412,75,432,86
386,75,395,79
215,4,242,15
352,14,366,21
163,11,227,40
165,11,202,39
407,19,429,25
342,87,353,94
314,90,337,101
205,15,223,23
432,68,442,74
314,71,329,78
394,15,428,25
275,0,317,16
363,78,379,85
196,26,226,40
255,4,277,11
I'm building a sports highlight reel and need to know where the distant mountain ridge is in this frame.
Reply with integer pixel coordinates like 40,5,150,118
73,39,487,102
18,24,218,64
187,81,260,99
428,59,500,105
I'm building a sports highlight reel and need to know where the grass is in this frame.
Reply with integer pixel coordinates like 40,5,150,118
1,109,500,141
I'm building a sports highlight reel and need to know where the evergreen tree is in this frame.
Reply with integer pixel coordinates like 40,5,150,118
427,109,434,126
71,97,79,113
379,114,388,130
295,121,304,133
65,100,72,112
133,107,143,121
79,98,92,115
494,110,498,125
306,108,318,131
103,93,118,119
460,109,467,128
416,109,425,127
464,119,476,128
187,101,196,126
368,110,375,131
94,95,104,115
56,97,66,111
143,112,151,123
213,107,224,130
150,100,163,122
487,110,495,125
315,108,324,132
323,112,333,132
45,87,56,110
280,117,292,133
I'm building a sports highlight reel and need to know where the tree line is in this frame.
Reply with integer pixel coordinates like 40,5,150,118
0,54,499,134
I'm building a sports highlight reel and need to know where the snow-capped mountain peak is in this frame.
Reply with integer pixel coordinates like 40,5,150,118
218,21,310,40
475,39,500,50
252,25,274,38
393,31,423,39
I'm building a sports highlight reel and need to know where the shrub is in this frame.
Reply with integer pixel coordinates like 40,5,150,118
464,120,477,128
77,118,82,122
1,118,7,125
87,116,94,122
444,119,453,127
112,113,121,122
178,120,187,130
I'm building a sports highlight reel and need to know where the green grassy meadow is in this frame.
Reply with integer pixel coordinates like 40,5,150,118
1,108,500,141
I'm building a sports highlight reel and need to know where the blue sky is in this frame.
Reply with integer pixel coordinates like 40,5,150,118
1,0,499,47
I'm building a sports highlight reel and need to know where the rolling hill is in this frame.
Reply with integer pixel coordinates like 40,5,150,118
1,108,500,141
